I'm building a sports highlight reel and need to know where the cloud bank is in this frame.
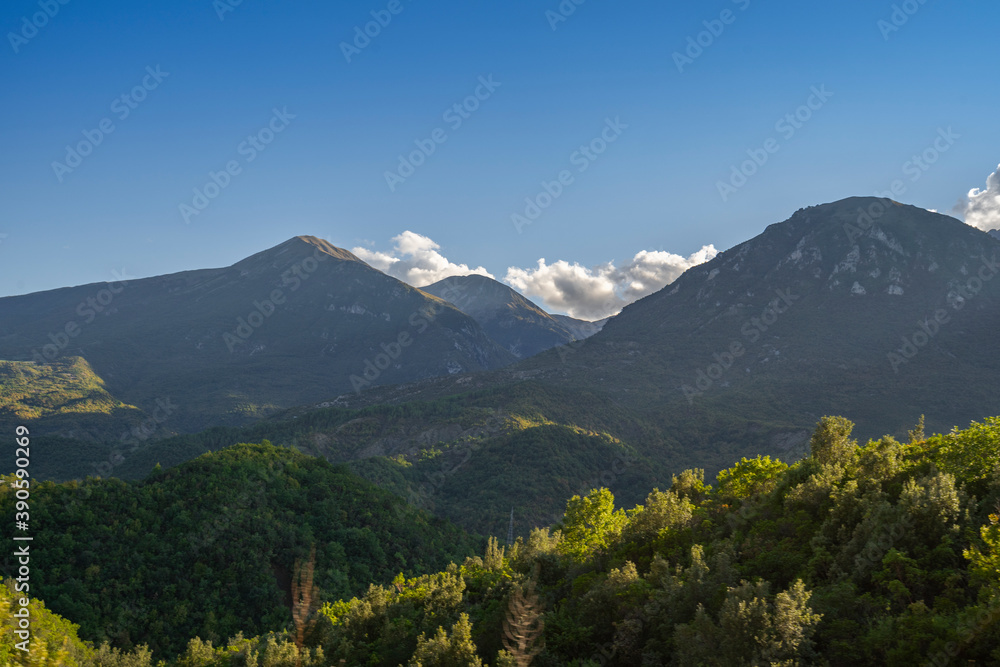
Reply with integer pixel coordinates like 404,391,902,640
354,231,718,321
504,246,718,320
352,231,494,286
953,163,1000,232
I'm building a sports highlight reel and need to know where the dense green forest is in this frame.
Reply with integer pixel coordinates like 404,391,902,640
0,443,480,659
4,415,1000,665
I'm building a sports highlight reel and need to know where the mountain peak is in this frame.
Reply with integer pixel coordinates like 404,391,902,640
423,273,547,318
692,199,991,302
782,197,933,228
230,236,367,275
600,196,999,344
285,235,365,263
421,273,604,358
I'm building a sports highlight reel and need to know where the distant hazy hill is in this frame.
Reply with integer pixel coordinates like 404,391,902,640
0,236,516,434
990,228,1000,240
551,313,608,339
421,274,603,358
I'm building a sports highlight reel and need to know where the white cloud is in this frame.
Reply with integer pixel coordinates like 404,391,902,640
356,231,718,321
504,245,718,320
953,163,1000,232
352,231,494,286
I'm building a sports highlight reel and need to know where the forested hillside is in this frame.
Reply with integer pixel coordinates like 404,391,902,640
0,443,480,659
28,384,698,537
0,357,152,442
4,415,1000,665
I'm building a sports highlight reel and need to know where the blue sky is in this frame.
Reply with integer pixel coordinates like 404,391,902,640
2,0,998,316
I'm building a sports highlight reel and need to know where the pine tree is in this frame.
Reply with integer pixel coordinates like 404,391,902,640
408,613,483,667
908,414,926,443
809,416,857,466
484,536,505,571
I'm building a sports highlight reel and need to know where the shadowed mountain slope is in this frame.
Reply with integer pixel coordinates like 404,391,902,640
0,236,516,434
420,274,603,358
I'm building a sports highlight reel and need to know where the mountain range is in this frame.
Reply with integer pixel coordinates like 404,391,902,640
3,197,1000,537
0,237,607,440
0,236,521,434
330,198,1000,430
4,197,1000,665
